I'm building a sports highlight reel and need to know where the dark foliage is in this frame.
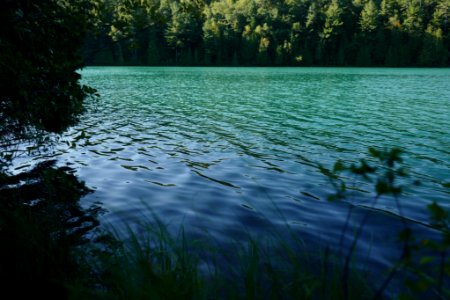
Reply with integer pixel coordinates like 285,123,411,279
324,148,450,299
0,0,95,140
84,0,450,67
0,1,101,297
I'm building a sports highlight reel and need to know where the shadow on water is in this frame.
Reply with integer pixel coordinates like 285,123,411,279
5,68,446,298
0,160,104,298
0,156,447,299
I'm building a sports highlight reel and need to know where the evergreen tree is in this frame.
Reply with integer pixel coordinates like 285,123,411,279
360,0,379,33
358,0,379,65
322,0,344,64
419,25,448,65
82,0,450,67
165,0,203,65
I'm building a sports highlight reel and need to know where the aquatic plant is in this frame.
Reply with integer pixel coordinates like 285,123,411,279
1,149,447,299
76,217,374,300
321,147,449,299
65,147,447,300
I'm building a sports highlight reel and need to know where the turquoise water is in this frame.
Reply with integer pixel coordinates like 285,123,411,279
20,67,450,270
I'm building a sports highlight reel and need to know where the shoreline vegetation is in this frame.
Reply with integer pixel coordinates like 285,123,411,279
84,0,449,67
1,0,449,299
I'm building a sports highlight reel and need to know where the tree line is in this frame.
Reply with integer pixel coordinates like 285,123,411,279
84,0,450,67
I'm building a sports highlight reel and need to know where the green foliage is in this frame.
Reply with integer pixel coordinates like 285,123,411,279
0,0,96,140
360,0,379,33
70,217,378,300
165,1,203,64
323,0,344,40
2,148,448,299
0,0,99,286
83,0,450,66
323,147,450,300
95,224,203,299
68,148,447,299
428,201,450,230
419,25,449,66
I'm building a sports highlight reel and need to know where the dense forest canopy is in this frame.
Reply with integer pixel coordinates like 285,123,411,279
85,0,450,66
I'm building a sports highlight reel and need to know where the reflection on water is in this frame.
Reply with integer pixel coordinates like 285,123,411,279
13,67,450,272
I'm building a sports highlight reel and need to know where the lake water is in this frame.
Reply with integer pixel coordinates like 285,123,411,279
15,67,450,276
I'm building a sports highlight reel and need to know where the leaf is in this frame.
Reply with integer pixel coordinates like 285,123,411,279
396,167,408,177
333,160,346,172
340,182,346,192
327,194,337,202
445,265,450,276
419,256,435,265
376,180,389,195
318,165,338,179
327,192,345,202
368,147,380,158
350,159,376,178
392,186,402,196
428,202,449,223
389,148,403,162
398,294,416,300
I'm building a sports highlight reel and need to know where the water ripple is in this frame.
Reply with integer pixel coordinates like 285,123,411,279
32,67,450,272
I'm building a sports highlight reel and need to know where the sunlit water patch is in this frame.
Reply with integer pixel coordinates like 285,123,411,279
12,67,450,278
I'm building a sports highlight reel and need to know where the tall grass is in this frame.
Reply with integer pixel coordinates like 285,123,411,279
1,150,448,299
72,147,449,300
73,217,377,300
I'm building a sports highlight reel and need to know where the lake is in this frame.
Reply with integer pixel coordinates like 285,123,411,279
15,67,450,275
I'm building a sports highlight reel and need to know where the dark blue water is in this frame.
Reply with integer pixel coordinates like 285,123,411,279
12,67,450,280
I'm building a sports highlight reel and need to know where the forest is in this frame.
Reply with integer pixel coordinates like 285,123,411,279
85,0,450,67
